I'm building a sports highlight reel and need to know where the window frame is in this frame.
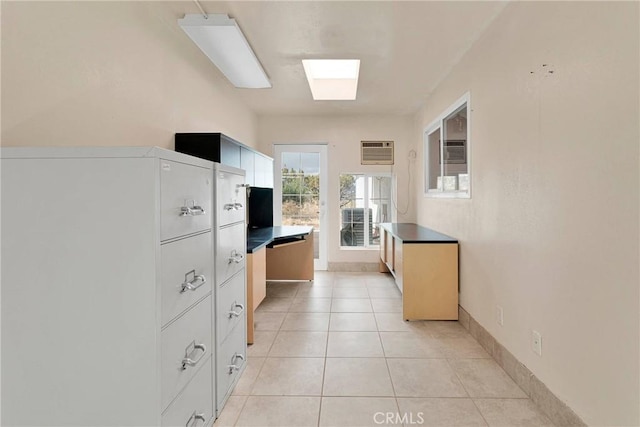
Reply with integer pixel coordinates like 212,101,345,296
423,92,471,199
339,172,395,250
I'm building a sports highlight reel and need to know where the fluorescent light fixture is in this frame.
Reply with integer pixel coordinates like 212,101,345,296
302,59,360,100
178,14,271,88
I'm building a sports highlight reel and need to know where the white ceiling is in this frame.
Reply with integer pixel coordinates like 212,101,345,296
185,1,508,116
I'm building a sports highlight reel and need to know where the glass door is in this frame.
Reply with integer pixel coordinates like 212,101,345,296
273,144,328,270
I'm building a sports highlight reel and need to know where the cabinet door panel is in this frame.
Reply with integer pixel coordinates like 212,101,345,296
394,238,403,293
220,139,241,168
402,243,458,320
264,157,274,188
240,147,255,186
254,154,274,188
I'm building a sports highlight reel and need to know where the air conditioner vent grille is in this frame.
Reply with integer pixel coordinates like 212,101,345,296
361,141,394,165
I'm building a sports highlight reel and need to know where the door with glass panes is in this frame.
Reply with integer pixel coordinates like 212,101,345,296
273,144,327,270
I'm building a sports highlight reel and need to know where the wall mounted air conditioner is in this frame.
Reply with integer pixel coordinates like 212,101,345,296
361,141,394,165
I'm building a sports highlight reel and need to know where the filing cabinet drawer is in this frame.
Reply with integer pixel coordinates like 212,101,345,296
161,295,212,411
216,223,246,285
161,159,212,242
161,359,213,427
216,169,246,227
216,270,246,342
216,322,246,408
161,231,212,326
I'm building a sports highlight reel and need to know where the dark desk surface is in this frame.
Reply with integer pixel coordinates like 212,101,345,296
380,223,457,243
247,226,314,253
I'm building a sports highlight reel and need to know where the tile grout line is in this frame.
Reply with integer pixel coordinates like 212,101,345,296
317,276,334,425
229,395,249,427
469,395,492,427
374,293,404,423
444,356,493,427
311,274,332,426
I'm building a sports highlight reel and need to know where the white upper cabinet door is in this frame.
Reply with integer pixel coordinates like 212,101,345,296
254,154,274,188
240,147,255,186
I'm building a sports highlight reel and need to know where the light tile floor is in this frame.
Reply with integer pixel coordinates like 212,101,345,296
214,272,554,427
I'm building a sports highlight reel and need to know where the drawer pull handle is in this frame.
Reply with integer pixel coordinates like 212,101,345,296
227,353,245,374
229,303,245,318
228,250,245,264
180,200,206,217
180,270,206,293
224,202,244,211
180,206,205,216
181,341,207,370
185,411,206,427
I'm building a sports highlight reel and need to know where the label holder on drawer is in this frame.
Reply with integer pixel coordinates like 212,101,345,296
228,249,244,264
180,199,206,217
180,270,207,293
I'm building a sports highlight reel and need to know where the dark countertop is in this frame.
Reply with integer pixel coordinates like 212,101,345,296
380,223,457,243
247,225,314,253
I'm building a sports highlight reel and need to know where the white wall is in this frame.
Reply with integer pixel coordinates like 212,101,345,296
1,1,257,149
258,115,415,265
415,2,639,425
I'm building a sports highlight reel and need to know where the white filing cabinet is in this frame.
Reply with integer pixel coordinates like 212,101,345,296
1,147,216,427
212,163,247,417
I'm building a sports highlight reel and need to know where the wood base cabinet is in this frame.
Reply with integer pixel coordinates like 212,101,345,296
266,232,314,281
247,247,267,344
379,223,459,321
1,147,215,426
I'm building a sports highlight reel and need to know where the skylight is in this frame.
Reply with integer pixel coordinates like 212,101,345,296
302,59,360,100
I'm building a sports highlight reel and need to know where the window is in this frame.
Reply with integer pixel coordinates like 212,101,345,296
424,93,470,198
281,152,320,227
339,174,393,248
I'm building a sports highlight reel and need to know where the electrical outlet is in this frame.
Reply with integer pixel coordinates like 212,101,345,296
496,306,504,326
532,330,542,356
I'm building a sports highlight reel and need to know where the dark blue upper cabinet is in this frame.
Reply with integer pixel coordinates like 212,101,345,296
175,133,240,168
175,132,272,188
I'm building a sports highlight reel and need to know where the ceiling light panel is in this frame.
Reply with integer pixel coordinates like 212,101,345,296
179,14,271,89
302,59,360,100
